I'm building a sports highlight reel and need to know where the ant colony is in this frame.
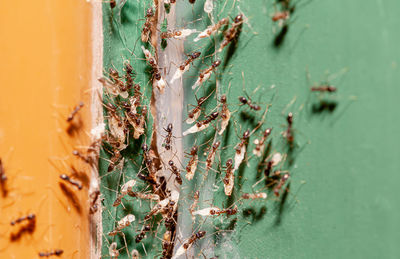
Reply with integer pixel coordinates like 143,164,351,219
96,0,321,258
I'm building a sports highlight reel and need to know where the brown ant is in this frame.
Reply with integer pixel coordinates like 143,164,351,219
66,102,84,122
189,191,200,220
38,249,64,257
185,146,198,180
10,213,35,226
108,68,129,97
141,144,158,178
108,214,135,236
10,213,36,241
218,14,244,52
110,0,116,9
161,30,182,39
253,128,272,157
186,96,207,124
272,10,290,22
142,46,166,93
311,85,337,92
135,224,151,243
197,111,219,127
219,95,231,135
238,96,261,111
192,60,221,89
174,230,207,258
168,160,182,185
206,141,220,171
234,129,250,170
127,189,160,201
179,51,201,71
60,174,82,190
183,231,206,249
284,112,294,144
144,202,163,221
242,192,267,199
163,123,173,150
162,230,173,258
210,205,238,216
142,7,154,43
113,180,136,207
172,51,202,83
223,159,234,196
274,173,290,196
194,17,229,42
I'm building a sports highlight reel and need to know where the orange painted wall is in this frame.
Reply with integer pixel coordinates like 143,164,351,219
0,0,93,258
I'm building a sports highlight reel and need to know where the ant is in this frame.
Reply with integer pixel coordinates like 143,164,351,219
172,51,202,83
59,174,82,190
192,60,221,89
311,85,337,92
110,0,116,9
223,159,234,196
162,230,173,258
142,7,154,43
183,231,206,249
135,224,151,243
234,129,250,170
218,14,244,52
210,205,238,216
253,128,272,157
163,123,173,151
206,141,220,171
113,180,136,207
10,213,35,226
238,96,261,111
108,214,135,236
189,191,200,220
182,51,202,69
274,173,290,196
38,249,64,257
183,111,219,136
186,96,207,124
219,95,231,135
284,112,294,145
173,231,206,258
194,17,229,42
127,189,160,201
242,192,267,199
10,214,36,241
142,46,166,93
168,160,182,185
66,102,84,122
185,146,198,180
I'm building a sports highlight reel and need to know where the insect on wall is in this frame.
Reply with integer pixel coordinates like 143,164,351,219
98,0,317,258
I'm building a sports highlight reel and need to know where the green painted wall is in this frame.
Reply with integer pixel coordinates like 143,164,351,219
224,1,400,258
102,0,400,258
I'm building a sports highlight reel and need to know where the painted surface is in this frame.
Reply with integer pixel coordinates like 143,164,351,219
100,0,400,258
0,0,93,258
214,0,400,258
